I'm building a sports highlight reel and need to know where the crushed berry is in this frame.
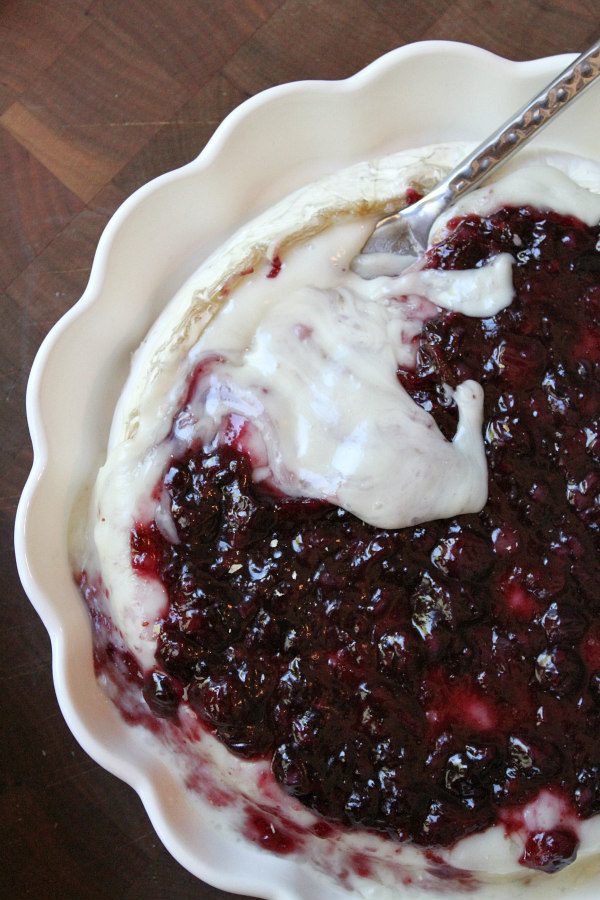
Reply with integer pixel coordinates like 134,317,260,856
267,255,283,279
132,206,599,863
520,829,579,873
244,809,299,854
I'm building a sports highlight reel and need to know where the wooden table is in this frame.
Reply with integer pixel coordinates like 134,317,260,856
2,2,598,897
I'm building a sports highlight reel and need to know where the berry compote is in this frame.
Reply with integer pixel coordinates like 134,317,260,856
133,203,599,872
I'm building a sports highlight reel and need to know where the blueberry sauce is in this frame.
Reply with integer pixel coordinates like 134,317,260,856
131,204,599,871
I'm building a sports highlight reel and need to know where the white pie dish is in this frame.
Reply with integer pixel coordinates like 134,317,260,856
15,40,600,899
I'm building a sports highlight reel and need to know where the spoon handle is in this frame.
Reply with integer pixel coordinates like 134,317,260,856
356,40,600,261
433,38,600,209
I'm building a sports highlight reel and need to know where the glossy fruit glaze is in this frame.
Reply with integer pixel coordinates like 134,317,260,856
126,202,599,872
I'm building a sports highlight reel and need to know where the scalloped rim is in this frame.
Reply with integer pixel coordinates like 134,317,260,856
15,41,596,899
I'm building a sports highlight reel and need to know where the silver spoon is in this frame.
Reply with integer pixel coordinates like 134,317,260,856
353,38,600,274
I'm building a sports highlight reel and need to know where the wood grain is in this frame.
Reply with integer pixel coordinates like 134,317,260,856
0,127,84,290
0,0,92,102
112,74,250,197
1,2,597,898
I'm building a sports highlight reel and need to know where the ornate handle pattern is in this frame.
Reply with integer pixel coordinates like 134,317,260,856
440,38,600,201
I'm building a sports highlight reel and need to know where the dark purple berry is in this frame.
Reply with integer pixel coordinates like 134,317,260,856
430,531,493,581
520,829,579,873
142,670,181,718
535,647,583,697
